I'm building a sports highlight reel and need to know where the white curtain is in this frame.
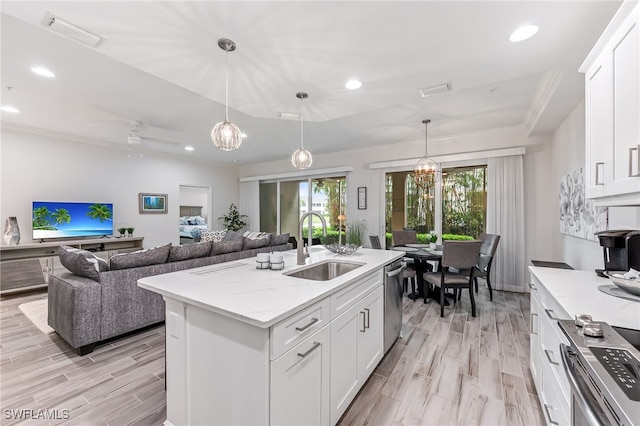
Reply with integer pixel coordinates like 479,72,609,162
486,155,526,292
239,181,260,231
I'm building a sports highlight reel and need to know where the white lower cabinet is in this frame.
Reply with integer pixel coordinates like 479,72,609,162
330,285,383,424
270,325,331,426
529,273,571,426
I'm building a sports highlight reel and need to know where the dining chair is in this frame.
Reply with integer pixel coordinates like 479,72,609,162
369,234,415,293
423,240,482,317
474,233,501,301
368,235,382,249
392,230,417,246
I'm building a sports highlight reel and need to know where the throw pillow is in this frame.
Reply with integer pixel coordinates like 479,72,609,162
59,245,109,282
223,230,243,241
109,243,171,270
242,236,270,250
210,238,243,255
269,233,290,246
201,229,227,243
168,241,212,262
243,231,270,240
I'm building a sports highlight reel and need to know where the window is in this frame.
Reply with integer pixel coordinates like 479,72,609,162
384,171,435,236
441,166,487,238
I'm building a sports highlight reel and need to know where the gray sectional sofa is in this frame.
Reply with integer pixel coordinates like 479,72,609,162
48,232,291,355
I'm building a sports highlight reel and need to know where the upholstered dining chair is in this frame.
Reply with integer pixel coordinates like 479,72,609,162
423,240,482,317
392,230,417,246
474,233,501,301
369,235,382,249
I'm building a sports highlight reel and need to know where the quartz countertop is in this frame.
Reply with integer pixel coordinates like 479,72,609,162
529,266,640,330
139,247,403,328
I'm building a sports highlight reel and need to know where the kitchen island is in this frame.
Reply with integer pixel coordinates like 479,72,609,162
139,247,403,426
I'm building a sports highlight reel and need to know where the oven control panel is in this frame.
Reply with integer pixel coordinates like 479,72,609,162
590,347,640,401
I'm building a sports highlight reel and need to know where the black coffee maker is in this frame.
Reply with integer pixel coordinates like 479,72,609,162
595,230,640,276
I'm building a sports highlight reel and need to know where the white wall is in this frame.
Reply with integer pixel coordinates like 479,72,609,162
1,129,239,248
549,101,640,271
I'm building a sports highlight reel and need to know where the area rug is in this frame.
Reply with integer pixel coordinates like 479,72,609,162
18,299,55,334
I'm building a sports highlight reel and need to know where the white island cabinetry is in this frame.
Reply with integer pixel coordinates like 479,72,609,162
139,248,401,426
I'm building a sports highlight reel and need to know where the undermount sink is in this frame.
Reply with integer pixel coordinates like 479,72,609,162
284,260,365,281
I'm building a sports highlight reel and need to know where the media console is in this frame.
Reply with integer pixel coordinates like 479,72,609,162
0,236,144,295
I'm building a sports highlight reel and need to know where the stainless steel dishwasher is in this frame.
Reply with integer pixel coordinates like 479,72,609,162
384,260,405,353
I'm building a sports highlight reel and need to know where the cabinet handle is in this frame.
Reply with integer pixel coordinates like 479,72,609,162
295,317,319,332
595,162,605,185
630,145,640,177
44,250,56,255
361,311,366,333
528,283,537,291
543,404,559,425
530,313,538,335
544,348,559,366
297,341,321,358
364,308,370,329
544,308,559,321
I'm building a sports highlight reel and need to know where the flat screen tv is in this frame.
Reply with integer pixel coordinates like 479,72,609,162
32,201,114,240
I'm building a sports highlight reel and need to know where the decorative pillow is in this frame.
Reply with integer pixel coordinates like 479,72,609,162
210,238,243,255
179,217,187,225
243,231,270,240
242,236,270,250
269,233,290,246
201,229,227,243
187,219,198,225
223,230,243,241
59,245,109,282
168,241,212,262
109,243,171,270
194,216,206,225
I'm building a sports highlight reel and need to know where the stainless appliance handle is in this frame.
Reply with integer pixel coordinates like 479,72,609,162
386,264,406,278
560,344,605,426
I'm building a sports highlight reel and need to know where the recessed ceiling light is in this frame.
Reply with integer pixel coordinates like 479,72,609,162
31,66,55,78
184,146,194,151
509,25,538,42
1,106,20,113
345,79,362,90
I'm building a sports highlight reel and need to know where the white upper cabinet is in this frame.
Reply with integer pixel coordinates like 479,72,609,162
581,1,640,206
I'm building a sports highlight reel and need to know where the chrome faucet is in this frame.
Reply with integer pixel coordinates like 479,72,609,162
297,211,327,265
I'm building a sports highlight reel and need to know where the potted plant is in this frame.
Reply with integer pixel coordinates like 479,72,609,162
126,227,135,237
427,231,438,250
117,227,126,238
346,218,367,247
219,203,247,232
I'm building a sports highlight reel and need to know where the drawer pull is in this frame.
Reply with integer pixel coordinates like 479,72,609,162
364,308,370,329
44,250,56,254
297,341,321,358
544,349,559,366
528,283,537,291
595,162,605,185
530,313,538,335
543,404,559,425
630,145,640,177
361,311,366,333
544,308,559,321
295,317,319,332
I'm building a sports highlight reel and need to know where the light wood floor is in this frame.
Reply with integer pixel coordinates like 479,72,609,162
0,285,543,426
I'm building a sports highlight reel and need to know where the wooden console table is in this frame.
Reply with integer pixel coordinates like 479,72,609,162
0,237,144,295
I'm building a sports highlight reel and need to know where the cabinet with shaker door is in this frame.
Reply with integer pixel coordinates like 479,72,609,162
581,2,640,206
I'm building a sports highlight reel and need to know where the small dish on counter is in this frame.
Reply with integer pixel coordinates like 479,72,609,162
607,269,640,297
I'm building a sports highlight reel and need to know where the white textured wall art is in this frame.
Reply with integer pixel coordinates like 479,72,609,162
559,168,608,241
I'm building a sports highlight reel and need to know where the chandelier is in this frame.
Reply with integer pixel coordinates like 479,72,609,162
211,38,243,151
413,119,440,188
291,92,312,169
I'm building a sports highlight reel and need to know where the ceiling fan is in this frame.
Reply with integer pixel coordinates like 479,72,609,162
90,120,181,148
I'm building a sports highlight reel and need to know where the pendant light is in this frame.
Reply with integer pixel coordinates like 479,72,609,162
211,38,243,151
291,92,312,169
413,119,441,188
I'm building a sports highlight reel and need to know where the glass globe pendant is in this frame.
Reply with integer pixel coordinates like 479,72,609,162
291,92,313,169
211,38,243,151
413,119,440,188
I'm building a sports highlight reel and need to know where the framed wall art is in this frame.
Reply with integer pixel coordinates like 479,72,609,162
139,193,168,214
357,187,367,210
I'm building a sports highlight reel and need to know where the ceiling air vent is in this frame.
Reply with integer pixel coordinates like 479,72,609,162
419,82,452,98
41,12,105,47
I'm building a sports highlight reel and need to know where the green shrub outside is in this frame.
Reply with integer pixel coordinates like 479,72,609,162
384,232,474,246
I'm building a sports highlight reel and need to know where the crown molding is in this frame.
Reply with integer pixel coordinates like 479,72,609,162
524,68,565,135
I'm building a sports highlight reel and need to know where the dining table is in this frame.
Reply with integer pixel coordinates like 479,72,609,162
391,244,448,305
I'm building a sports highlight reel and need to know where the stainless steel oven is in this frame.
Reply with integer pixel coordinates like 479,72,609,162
558,318,640,426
